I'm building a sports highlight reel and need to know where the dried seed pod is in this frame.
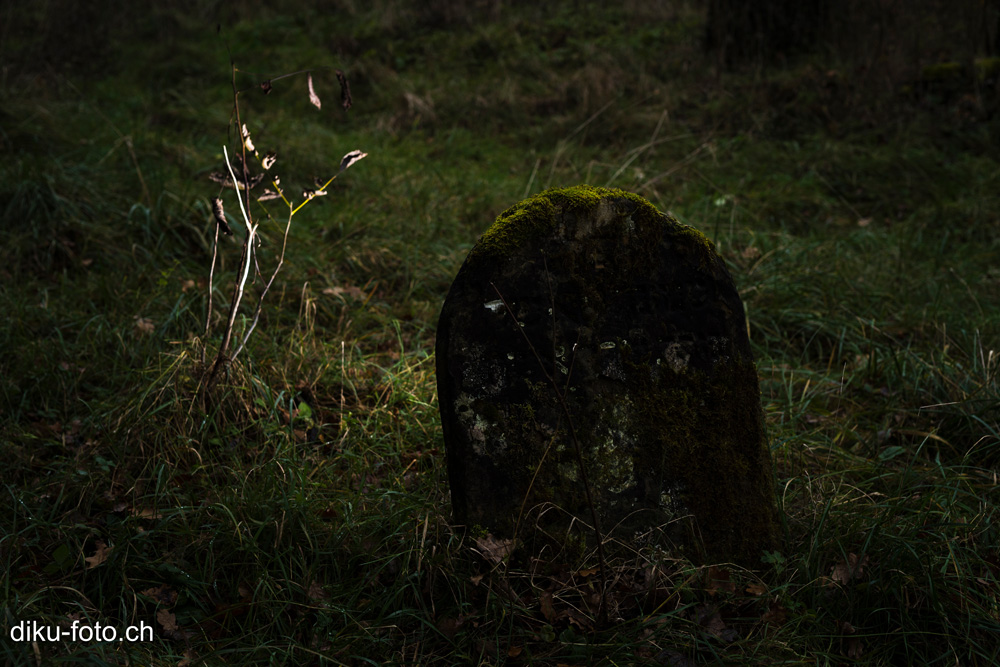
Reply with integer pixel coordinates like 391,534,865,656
241,123,255,153
211,197,233,236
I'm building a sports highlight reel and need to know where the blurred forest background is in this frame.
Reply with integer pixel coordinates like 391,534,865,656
2,1,999,664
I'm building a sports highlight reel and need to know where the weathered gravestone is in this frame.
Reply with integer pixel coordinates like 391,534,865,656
436,186,779,565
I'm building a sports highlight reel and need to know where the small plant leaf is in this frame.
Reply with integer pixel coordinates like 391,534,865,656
207,171,233,188
262,152,277,170
761,550,786,566
220,169,264,191
308,73,321,110
339,149,368,172
879,445,906,461
256,189,281,202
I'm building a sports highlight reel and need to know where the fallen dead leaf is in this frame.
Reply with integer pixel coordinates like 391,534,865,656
238,582,253,600
539,591,556,623
84,540,111,569
761,600,788,626
562,606,594,632
695,604,735,641
706,566,736,596
134,316,155,335
474,534,514,564
307,580,328,603
830,553,869,585
837,620,863,659
435,615,466,639
141,585,178,606
157,608,178,633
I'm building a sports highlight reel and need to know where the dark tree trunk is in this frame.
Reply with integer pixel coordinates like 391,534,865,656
705,0,831,69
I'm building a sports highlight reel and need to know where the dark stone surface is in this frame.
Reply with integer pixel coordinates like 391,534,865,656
436,186,779,565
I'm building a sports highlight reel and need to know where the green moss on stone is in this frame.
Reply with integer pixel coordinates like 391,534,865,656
472,185,715,264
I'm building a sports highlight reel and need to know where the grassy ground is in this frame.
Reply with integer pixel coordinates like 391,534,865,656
2,1,999,665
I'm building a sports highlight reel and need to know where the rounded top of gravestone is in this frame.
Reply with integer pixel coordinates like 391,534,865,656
471,185,715,267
